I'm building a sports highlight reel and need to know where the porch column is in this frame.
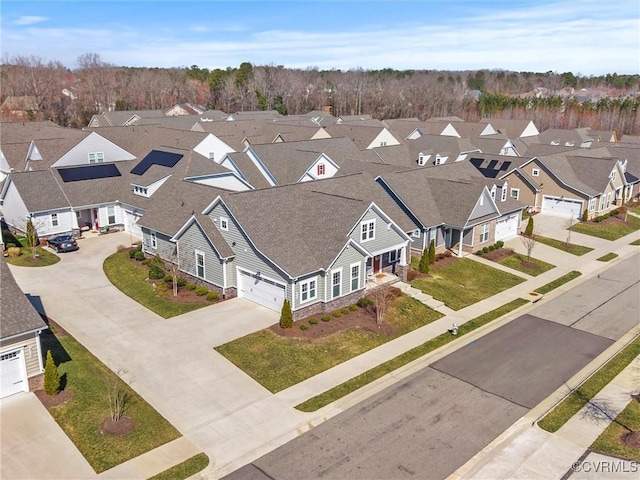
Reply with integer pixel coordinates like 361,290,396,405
400,242,408,266
458,230,463,257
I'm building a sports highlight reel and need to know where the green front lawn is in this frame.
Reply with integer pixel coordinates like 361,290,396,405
534,235,593,256
216,296,443,393
41,330,180,473
570,215,640,240
534,271,582,295
410,258,525,310
597,252,619,262
630,239,640,246
103,250,208,319
499,254,555,276
537,336,640,433
590,400,640,461
296,298,529,412
4,246,60,267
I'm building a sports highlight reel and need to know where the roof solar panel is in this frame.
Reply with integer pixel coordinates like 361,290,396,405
58,163,121,182
500,161,512,171
131,150,183,175
469,157,484,168
480,168,500,178
486,160,498,170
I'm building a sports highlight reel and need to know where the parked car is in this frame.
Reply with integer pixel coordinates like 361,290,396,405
48,235,79,253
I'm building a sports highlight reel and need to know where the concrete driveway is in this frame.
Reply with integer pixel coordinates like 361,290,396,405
1,393,95,479
7,232,309,476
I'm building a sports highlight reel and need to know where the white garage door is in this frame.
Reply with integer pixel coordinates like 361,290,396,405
238,269,286,311
123,210,143,238
495,214,519,241
541,196,583,219
1,349,27,398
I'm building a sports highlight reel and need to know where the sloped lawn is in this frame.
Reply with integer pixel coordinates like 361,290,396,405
499,254,555,276
216,296,442,393
40,327,180,473
410,258,525,310
570,214,640,240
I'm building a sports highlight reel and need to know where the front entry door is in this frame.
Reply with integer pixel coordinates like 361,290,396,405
373,255,381,273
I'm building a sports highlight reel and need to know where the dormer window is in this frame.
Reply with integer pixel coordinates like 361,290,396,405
317,163,325,176
418,153,429,166
208,152,215,161
490,186,496,199
88,152,104,163
610,170,616,181
133,185,149,197
220,217,229,231
501,186,507,202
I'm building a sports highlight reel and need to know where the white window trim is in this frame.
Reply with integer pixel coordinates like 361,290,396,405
208,152,215,161
150,231,157,249
107,205,116,225
350,262,360,292
195,250,205,278
510,188,520,200
88,151,105,163
589,198,596,212
532,168,540,177
299,277,318,304
331,268,342,299
360,219,376,242
220,217,229,231
501,187,507,202
51,213,59,227
480,223,490,243
388,249,401,263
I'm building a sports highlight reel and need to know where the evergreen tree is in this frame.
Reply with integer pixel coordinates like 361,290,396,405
582,209,588,222
44,350,60,396
429,239,436,265
279,299,293,329
524,216,534,236
419,248,429,274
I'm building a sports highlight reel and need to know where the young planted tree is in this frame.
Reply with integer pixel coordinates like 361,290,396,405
370,284,395,326
169,246,180,297
279,299,293,329
25,217,38,259
524,216,534,237
582,209,588,222
418,248,429,274
44,350,60,396
520,229,538,263
104,368,129,422
428,239,436,265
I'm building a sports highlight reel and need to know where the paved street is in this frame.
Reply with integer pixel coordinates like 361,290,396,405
227,253,639,480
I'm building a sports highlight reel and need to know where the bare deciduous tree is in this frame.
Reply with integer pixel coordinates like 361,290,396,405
104,368,130,422
369,284,396,326
520,229,539,263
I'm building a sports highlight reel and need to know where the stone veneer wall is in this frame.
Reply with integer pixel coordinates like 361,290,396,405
293,290,363,321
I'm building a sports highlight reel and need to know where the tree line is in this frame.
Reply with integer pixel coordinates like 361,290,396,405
1,54,639,135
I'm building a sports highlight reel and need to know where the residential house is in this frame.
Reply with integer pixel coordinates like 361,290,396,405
0,258,48,398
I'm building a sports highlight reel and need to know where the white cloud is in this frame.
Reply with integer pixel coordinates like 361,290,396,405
13,16,48,26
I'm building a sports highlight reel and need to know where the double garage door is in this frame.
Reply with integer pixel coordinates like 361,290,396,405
237,269,286,311
1,349,27,398
495,215,519,241
541,196,583,219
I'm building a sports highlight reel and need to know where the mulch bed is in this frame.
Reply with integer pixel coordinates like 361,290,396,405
622,430,640,449
147,279,215,304
271,305,395,339
100,416,135,436
479,247,516,262
35,388,74,408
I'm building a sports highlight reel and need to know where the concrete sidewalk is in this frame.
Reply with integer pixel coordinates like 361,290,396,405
450,345,640,480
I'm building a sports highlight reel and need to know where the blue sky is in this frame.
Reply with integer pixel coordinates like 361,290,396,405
1,0,639,75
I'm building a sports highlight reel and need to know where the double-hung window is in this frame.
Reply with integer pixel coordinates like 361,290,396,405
107,206,116,224
150,231,157,249
351,264,360,291
195,251,205,278
300,278,317,303
88,152,104,163
220,217,229,231
332,269,341,298
589,198,596,212
361,220,375,242
479,223,490,243
510,188,520,200
51,213,59,227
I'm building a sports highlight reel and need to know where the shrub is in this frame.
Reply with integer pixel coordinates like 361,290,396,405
482,247,489,254
134,250,145,261
475,250,483,256
195,286,208,296
44,350,60,396
332,311,342,318
7,247,20,257
309,318,318,325
487,244,495,252
206,291,219,302
524,216,534,236
611,209,619,216
582,209,588,222
186,282,197,291
5,243,16,249
177,277,187,287
496,240,504,248
300,324,309,331
321,315,331,322
155,281,169,297
279,299,293,328
348,304,358,312
418,248,429,273
340,307,349,315
164,274,173,283
128,248,137,258
148,263,165,279
428,239,436,265
357,297,374,307
142,258,152,266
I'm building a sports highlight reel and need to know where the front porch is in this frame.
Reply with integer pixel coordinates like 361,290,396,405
365,271,399,291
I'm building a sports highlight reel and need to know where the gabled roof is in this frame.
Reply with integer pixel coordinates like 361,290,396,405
536,153,620,196
0,258,47,339
323,124,397,150
4,169,70,212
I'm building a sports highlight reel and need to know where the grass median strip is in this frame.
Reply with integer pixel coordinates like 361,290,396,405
534,271,582,295
630,239,640,246
597,252,619,262
590,400,640,461
148,453,210,480
570,215,640,240
534,235,593,256
295,298,529,412
537,336,640,433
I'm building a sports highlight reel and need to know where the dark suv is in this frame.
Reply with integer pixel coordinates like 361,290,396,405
48,235,79,253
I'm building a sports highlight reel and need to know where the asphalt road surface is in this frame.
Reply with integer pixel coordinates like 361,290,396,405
226,254,639,480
